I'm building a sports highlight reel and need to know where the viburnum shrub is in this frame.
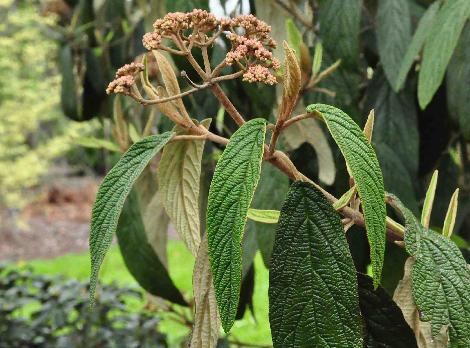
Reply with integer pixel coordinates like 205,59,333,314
89,10,470,348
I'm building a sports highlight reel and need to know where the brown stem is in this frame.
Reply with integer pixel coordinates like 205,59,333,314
210,84,246,126
273,0,313,29
131,85,209,105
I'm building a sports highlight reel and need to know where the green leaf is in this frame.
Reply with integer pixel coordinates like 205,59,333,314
247,209,279,224
389,195,470,345
207,118,266,332
116,191,186,305
418,0,470,109
89,132,174,304
333,186,357,211
442,188,459,238
447,22,470,140
307,103,386,287
249,163,289,268
75,137,121,153
59,45,80,120
286,18,302,60
318,0,361,66
357,273,417,348
312,42,323,77
376,0,411,91
269,181,363,347
396,1,440,91
158,119,211,256
421,170,439,228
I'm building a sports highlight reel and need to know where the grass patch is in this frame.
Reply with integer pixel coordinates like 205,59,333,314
27,241,272,345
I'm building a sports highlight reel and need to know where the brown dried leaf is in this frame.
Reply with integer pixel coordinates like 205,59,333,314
190,236,220,348
393,258,449,348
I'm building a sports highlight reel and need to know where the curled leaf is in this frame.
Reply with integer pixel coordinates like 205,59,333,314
442,188,459,238
278,41,301,123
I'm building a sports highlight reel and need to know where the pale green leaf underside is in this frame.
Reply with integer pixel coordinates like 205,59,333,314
396,1,440,91
269,181,363,347
390,195,470,346
418,0,470,109
207,118,266,333
307,104,386,287
333,186,356,211
247,208,279,224
158,119,211,256
89,132,174,304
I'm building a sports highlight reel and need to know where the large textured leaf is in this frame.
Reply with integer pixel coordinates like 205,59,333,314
269,181,363,347
396,2,440,91
158,119,211,256
376,0,411,90
390,196,470,346
394,258,449,348
366,71,419,178
247,163,289,268
283,118,336,185
207,118,266,332
447,22,470,140
116,191,186,305
318,0,361,66
191,236,220,348
307,104,386,287
89,132,174,303
418,0,470,109
358,273,417,347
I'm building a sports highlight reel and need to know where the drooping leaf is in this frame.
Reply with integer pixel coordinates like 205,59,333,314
248,163,289,268
89,132,174,304
283,118,336,185
442,189,459,238
357,273,417,348
389,195,470,346
376,0,411,91
191,236,220,348
318,0,361,66
307,103,386,287
396,1,440,91
447,22,470,140
366,71,419,178
394,258,449,348
116,191,186,305
158,119,211,256
247,209,279,224
207,118,266,332
269,181,363,347
418,0,470,109
421,170,439,229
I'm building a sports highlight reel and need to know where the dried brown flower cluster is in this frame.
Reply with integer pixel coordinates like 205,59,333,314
106,62,143,95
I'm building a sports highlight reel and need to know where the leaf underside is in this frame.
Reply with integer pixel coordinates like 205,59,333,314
269,181,363,348
89,132,174,304
306,103,386,287
390,195,470,346
206,118,266,333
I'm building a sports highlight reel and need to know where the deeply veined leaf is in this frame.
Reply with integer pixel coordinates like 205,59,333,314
248,163,289,267
389,195,470,346
307,103,386,287
207,118,266,332
442,188,459,238
89,132,174,304
376,0,411,91
358,273,417,348
191,236,220,348
269,181,363,347
158,119,211,256
333,186,357,211
396,1,440,91
75,137,121,153
418,0,470,109
447,22,470,140
278,42,301,123
394,258,449,348
116,191,186,305
283,117,336,185
421,170,439,228
247,208,279,224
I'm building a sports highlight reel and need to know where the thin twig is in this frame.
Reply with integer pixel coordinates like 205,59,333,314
131,85,209,105
210,84,246,126
273,0,313,29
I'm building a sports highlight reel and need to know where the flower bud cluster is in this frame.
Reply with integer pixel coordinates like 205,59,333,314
106,62,144,95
